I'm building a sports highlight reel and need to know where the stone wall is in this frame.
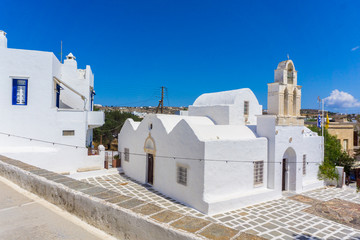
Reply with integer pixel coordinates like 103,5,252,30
0,155,263,240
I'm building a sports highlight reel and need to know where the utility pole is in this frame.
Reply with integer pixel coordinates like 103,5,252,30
156,86,165,114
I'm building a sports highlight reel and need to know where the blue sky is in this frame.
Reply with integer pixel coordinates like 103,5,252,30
2,0,360,113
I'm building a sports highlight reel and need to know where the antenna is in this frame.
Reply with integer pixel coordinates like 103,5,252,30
61,41,63,63
287,53,290,60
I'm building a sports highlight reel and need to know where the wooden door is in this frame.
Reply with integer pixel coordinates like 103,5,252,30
147,154,154,185
282,158,286,191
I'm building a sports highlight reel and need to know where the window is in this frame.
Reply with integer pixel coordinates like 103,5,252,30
177,166,187,186
254,161,264,186
244,101,249,116
303,155,306,175
90,90,95,111
55,83,62,108
12,79,28,105
343,139,348,151
124,148,129,162
62,130,75,136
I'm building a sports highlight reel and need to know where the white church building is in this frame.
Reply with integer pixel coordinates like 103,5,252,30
0,30,105,174
119,60,323,215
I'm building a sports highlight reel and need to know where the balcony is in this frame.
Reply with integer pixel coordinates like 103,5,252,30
88,111,105,129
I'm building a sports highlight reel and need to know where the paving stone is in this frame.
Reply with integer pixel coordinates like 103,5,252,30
105,195,131,204
334,232,348,238
61,181,93,190
93,190,120,200
82,173,360,239
233,232,267,240
258,233,272,239
117,198,145,209
238,212,248,216
315,232,326,238
198,223,238,240
304,227,318,234
170,216,211,233
278,227,297,236
262,222,278,230
219,216,234,222
254,226,267,233
234,225,245,231
79,186,107,195
52,177,74,184
268,230,282,237
132,203,163,216
29,169,51,175
43,174,65,181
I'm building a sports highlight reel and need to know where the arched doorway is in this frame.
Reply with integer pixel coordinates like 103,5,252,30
282,147,297,191
144,135,156,185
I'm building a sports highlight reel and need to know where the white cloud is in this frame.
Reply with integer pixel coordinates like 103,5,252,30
324,89,360,108
351,46,359,51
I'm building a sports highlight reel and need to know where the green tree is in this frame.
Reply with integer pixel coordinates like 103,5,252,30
309,126,355,179
93,111,141,149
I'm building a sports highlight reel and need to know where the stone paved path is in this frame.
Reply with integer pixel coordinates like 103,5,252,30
83,174,360,239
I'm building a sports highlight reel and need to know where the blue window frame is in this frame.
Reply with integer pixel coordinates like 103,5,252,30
12,79,28,105
90,90,95,111
55,83,61,108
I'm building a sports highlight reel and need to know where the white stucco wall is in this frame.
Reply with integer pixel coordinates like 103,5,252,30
0,41,104,173
119,115,207,212
257,115,323,194
188,88,262,125
120,114,282,214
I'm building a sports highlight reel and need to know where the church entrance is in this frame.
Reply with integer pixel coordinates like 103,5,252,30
147,153,154,185
281,147,297,191
282,158,287,191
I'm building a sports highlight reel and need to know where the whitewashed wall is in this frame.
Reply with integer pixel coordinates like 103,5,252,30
189,88,262,125
257,115,323,194
0,43,104,173
119,115,208,213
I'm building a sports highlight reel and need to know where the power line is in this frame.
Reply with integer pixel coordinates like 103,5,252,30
0,131,87,149
0,131,321,165
119,151,321,165
0,131,322,165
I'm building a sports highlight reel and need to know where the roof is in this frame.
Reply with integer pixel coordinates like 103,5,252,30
121,114,258,141
192,88,258,106
156,114,214,133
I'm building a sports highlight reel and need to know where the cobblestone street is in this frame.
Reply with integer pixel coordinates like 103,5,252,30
82,174,360,239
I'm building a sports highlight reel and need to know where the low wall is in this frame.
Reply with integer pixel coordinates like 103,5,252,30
0,155,262,240
0,155,200,240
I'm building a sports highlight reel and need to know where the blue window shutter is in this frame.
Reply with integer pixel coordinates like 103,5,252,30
24,80,28,105
56,84,60,108
12,79,17,105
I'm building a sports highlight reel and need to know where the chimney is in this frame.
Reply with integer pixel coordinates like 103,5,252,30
64,52,77,68
0,30,7,48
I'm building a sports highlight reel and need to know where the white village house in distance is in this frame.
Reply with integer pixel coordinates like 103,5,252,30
118,60,324,215
0,30,105,173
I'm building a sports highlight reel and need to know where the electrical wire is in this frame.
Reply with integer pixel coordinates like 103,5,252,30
118,151,321,165
0,131,87,149
0,131,322,165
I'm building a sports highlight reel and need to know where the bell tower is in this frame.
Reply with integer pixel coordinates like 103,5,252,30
267,60,304,125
